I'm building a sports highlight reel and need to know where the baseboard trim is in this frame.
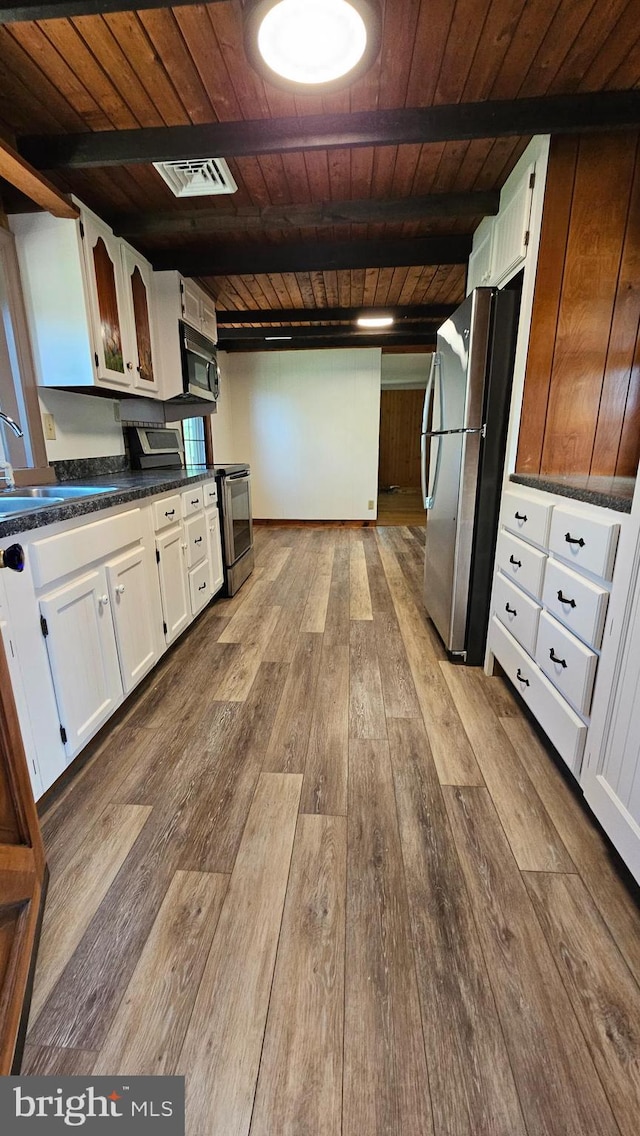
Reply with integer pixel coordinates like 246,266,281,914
253,519,375,527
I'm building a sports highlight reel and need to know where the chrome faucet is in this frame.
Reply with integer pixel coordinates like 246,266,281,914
0,410,24,491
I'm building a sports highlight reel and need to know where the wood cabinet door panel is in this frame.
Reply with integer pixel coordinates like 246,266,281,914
121,245,159,394
40,568,123,757
106,545,158,694
81,215,131,389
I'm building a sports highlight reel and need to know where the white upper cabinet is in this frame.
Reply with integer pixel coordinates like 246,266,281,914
491,163,535,286
154,271,218,399
466,220,493,293
181,277,218,342
11,204,160,398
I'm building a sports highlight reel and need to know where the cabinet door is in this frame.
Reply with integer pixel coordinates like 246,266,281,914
40,567,123,758
491,164,534,285
106,545,159,693
121,245,159,394
156,526,190,644
81,214,132,389
207,506,224,597
181,279,202,330
466,224,493,293
200,294,217,342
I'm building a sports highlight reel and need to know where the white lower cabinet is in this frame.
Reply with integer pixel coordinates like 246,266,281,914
189,559,211,616
106,545,158,693
207,505,224,598
40,567,123,758
156,525,190,644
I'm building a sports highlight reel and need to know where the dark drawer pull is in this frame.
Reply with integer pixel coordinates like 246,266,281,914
557,589,576,608
514,511,527,521
198,581,207,591
565,532,585,547
164,509,175,518
505,603,517,615
516,668,529,686
191,498,200,506
194,536,203,544
549,648,568,668
509,554,522,567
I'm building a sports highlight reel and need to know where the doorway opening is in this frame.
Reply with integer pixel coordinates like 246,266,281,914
377,351,430,526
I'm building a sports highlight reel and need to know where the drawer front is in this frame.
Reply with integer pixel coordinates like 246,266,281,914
489,616,587,773
542,558,609,649
548,505,619,581
495,529,547,599
203,479,218,509
153,494,181,532
493,571,541,655
182,485,204,517
30,509,141,589
185,513,207,568
189,558,211,616
535,610,598,717
502,489,553,548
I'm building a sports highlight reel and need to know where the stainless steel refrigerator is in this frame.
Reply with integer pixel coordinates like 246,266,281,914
421,286,520,665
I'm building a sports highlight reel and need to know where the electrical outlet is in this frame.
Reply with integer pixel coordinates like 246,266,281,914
368,499,375,510
43,412,56,441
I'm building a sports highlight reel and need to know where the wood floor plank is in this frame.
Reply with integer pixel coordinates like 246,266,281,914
388,718,526,1136
21,1045,97,1076
524,871,640,1136
213,643,264,702
177,773,302,1136
263,633,323,772
362,532,396,615
349,541,373,620
444,786,620,1136
374,611,421,718
29,803,152,1029
323,545,350,648
300,645,349,815
258,547,291,582
349,619,387,740
344,738,433,1136
301,570,332,633
440,664,573,872
250,814,346,1136
94,870,228,1077
262,603,307,663
218,599,282,648
502,713,640,985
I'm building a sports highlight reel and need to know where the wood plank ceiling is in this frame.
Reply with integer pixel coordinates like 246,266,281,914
1,0,640,346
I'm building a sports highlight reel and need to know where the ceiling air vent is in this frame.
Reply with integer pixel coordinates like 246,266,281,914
153,157,238,198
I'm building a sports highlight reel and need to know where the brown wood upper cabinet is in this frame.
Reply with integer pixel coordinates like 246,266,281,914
11,204,160,399
516,132,640,480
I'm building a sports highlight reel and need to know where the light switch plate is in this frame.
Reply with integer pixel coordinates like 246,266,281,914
43,412,56,440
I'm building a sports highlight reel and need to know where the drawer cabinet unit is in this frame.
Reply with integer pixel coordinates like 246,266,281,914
185,513,207,568
542,559,609,649
495,529,547,599
189,559,211,616
536,610,598,718
203,479,218,509
183,486,204,517
502,489,553,548
548,505,620,581
493,571,541,654
489,485,623,777
153,495,181,532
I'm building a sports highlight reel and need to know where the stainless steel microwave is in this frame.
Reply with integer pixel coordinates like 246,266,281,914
178,320,220,402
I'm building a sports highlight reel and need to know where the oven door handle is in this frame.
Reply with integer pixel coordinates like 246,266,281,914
227,472,250,481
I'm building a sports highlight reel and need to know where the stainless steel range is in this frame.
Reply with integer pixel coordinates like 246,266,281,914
214,464,254,596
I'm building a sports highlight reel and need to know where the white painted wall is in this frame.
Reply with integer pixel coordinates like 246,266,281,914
209,353,236,464
218,348,382,520
38,388,124,461
381,352,431,389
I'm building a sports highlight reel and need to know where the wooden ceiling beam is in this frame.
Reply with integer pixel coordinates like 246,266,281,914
0,0,225,22
214,304,457,324
0,137,77,218
151,235,471,276
220,331,437,352
20,91,640,171
107,192,498,238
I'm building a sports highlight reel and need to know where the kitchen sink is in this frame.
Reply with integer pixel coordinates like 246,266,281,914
0,496,64,516
0,485,118,499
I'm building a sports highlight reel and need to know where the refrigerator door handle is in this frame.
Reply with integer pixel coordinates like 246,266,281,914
424,435,442,510
421,352,439,508
423,424,487,438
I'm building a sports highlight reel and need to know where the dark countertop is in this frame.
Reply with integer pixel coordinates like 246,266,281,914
510,472,635,514
0,467,217,540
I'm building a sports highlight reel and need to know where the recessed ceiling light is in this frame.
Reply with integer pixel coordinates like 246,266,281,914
265,335,293,340
244,0,381,92
357,315,394,328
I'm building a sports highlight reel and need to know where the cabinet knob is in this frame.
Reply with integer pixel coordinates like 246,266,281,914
0,543,24,572
115,584,125,595
126,361,133,371
181,542,188,551
99,594,109,605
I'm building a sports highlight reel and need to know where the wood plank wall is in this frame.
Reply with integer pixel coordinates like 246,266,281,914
378,389,425,489
516,132,640,479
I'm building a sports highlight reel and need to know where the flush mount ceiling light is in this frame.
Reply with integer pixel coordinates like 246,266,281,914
357,315,394,328
244,0,382,93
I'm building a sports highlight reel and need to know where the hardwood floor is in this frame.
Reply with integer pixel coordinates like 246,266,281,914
26,524,640,1136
